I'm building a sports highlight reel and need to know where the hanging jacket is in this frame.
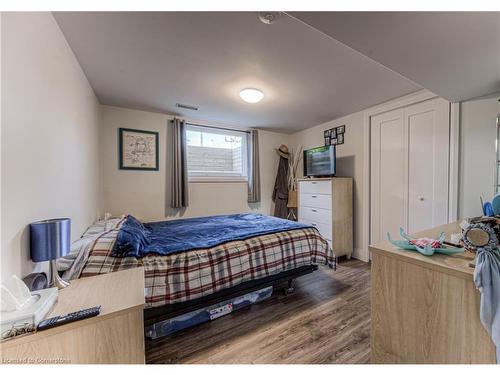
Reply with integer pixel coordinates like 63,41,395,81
272,156,289,219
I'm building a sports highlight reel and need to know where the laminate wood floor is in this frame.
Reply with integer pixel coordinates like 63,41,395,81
146,259,371,364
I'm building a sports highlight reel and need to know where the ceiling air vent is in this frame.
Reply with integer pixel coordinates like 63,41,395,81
176,103,198,111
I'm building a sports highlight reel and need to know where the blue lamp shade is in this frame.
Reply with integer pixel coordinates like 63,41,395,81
30,218,71,262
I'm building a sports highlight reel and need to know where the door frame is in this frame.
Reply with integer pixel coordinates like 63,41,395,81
360,89,459,262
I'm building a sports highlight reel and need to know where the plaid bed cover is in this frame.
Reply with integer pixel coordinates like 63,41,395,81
80,224,334,308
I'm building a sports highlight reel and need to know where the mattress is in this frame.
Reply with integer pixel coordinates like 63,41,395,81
79,217,333,308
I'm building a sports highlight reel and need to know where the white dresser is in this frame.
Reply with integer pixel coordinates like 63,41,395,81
297,177,353,259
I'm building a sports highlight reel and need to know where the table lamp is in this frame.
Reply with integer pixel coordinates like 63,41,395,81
30,218,71,289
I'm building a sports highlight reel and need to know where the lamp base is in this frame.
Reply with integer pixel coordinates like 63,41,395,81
48,259,70,289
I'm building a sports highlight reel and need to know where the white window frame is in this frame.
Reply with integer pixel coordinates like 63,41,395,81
186,124,249,183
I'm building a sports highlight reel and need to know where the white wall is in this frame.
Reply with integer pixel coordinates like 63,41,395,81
459,95,499,218
289,112,365,260
0,12,3,283
100,105,289,221
1,12,101,280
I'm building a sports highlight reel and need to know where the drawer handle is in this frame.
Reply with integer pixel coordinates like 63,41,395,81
311,209,317,212
311,182,317,184
311,195,317,198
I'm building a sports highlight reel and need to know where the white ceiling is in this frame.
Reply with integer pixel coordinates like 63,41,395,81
291,12,500,102
53,12,420,133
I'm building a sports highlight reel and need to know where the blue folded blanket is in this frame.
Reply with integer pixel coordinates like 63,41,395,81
112,213,313,258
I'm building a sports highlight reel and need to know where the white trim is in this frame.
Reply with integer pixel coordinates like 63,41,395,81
186,123,249,136
364,89,438,118
183,117,251,134
189,176,248,183
449,102,460,222
362,89,439,262
362,112,371,261
352,248,369,262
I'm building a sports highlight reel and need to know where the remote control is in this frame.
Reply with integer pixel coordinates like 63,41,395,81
37,306,101,331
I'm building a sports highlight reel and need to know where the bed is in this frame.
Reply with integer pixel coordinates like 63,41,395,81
59,213,334,334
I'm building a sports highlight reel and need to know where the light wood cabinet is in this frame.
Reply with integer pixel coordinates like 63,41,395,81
297,177,353,259
370,222,496,364
0,268,146,364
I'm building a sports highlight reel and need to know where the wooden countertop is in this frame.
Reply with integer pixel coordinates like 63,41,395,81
369,221,476,280
49,267,145,318
1,267,145,348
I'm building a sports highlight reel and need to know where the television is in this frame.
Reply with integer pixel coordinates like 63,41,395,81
303,145,336,177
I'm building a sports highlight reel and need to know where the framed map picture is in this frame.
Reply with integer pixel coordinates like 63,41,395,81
119,128,159,170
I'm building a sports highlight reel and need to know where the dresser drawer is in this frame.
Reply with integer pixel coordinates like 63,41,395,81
300,193,332,209
299,206,332,225
299,180,332,195
300,219,332,240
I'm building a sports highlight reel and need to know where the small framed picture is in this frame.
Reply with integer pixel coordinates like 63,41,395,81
337,133,344,145
337,125,346,134
330,137,338,145
324,129,331,138
324,136,330,146
330,128,337,138
119,128,159,170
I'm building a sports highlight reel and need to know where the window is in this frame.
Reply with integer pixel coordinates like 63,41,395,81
186,124,248,181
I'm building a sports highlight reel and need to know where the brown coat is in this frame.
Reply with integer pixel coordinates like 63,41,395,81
272,156,289,219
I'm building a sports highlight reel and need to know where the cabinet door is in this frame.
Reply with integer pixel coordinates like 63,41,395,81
406,98,450,233
370,108,407,245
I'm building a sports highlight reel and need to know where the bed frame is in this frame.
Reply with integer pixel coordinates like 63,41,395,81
143,264,319,328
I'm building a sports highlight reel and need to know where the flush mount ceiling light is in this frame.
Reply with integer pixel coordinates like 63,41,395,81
239,88,264,104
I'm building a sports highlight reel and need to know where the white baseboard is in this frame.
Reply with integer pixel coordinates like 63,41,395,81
352,248,370,262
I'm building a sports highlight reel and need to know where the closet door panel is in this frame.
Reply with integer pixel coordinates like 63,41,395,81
406,98,450,233
370,109,406,245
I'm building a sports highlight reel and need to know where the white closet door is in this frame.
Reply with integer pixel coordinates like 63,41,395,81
370,97,450,245
370,108,406,245
406,98,450,233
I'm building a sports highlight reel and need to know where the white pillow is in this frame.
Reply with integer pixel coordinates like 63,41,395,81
81,216,124,238
57,235,97,271
57,216,126,278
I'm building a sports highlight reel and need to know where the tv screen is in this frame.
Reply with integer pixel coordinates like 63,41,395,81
303,145,336,177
